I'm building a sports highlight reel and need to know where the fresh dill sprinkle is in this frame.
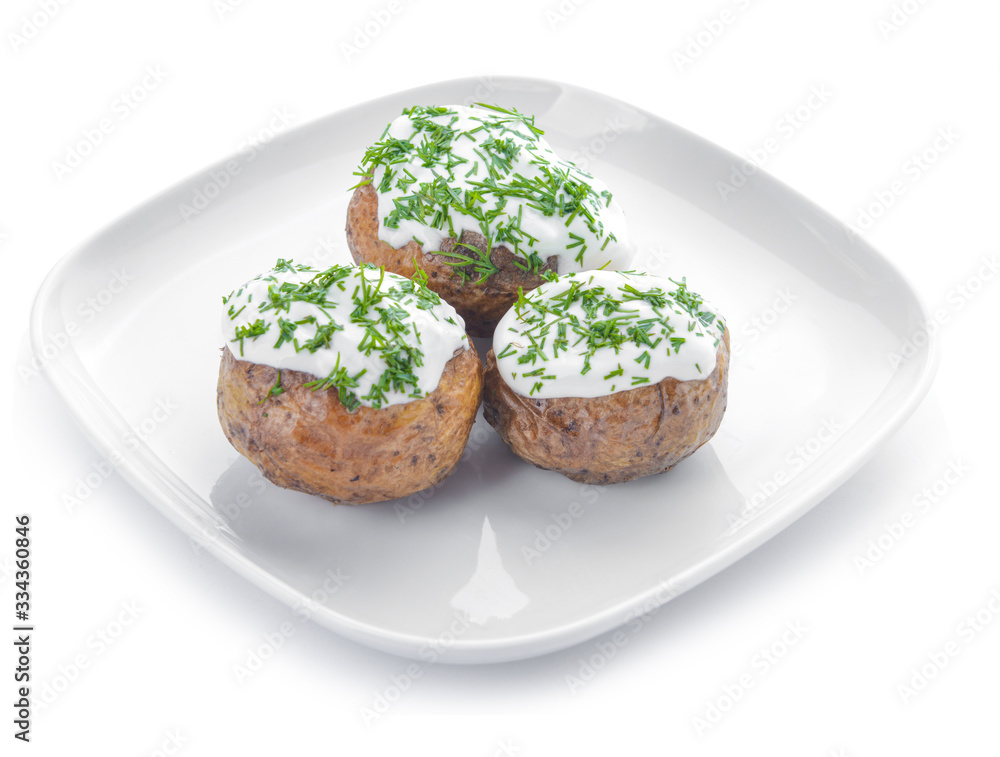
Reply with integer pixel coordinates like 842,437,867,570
493,270,725,399
231,319,269,357
354,103,628,281
496,343,517,360
224,260,465,412
258,371,285,404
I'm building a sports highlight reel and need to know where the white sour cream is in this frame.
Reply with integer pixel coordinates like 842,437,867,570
222,261,469,409
361,104,634,273
493,270,725,400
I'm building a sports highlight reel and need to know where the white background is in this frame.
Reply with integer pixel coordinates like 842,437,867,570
3,0,999,754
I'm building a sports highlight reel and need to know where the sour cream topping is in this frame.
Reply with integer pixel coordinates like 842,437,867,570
222,261,469,410
358,104,634,275
493,270,726,399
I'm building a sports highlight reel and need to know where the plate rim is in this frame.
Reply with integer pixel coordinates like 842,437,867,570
29,74,940,663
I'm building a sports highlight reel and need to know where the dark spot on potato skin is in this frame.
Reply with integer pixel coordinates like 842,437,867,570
350,474,360,482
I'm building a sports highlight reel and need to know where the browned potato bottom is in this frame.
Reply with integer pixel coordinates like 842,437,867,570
482,331,730,485
217,342,483,504
346,184,555,338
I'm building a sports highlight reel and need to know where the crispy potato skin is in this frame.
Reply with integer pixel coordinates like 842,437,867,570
482,330,730,485
346,183,555,338
216,341,483,504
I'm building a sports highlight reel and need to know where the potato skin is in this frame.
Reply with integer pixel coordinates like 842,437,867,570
216,341,483,504
482,330,730,485
346,183,556,338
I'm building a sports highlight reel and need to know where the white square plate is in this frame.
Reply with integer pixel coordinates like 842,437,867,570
31,77,937,663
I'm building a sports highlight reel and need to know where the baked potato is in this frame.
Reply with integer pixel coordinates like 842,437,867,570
346,103,635,337
216,260,482,504
347,183,555,337
482,270,729,485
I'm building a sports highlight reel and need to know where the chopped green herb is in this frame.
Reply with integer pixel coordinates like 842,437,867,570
354,104,624,283
493,270,725,398
231,319,269,357
258,371,285,404
224,260,464,412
